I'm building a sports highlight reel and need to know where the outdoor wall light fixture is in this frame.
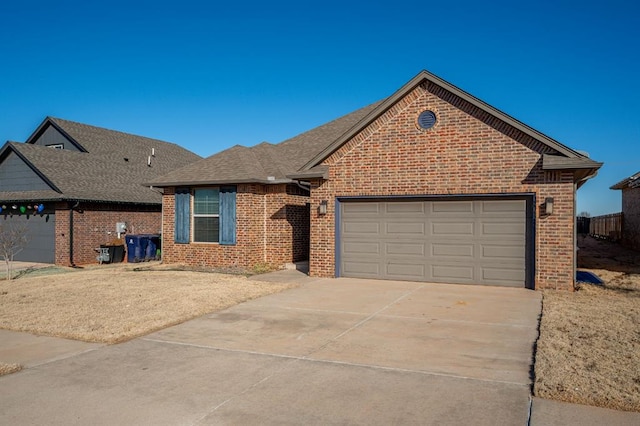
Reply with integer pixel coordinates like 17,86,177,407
542,197,554,216
318,200,328,215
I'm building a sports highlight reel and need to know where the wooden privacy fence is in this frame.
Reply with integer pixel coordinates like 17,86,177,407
589,213,623,241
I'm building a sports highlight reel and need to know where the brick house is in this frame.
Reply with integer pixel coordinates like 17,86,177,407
150,70,602,290
611,171,640,250
0,117,200,265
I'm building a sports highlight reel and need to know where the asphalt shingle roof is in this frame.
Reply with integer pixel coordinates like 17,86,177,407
0,118,201,204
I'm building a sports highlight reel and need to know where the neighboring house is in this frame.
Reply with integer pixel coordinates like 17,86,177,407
611,171,640,250
0,117,201,265
149,70,602,290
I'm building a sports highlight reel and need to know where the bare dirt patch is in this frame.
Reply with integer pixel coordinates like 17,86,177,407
0,263,297,344
534,235,640,412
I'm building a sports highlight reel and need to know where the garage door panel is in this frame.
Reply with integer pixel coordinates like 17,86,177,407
431,243,474,258
482,222,524,236
481,200,526,213
386,262,425,280
431,201,474,213
386,202,425,214
482,267,526,283
342,203,380,214
343,221,380,235
385,222,425,235
481,244,525,259
343,260,380,276
432,264,474,280
385,242,425,255
432,222,474,235
343,241,380,255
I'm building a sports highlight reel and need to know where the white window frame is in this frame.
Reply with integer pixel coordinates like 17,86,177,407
192,188,220,243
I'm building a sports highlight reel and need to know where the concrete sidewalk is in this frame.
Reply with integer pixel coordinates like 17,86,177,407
0,329,103,368
0,273,638,425
530,397,640,425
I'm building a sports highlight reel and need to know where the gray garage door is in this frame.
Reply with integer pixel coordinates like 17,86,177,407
5,213,56,264
339,199,527,287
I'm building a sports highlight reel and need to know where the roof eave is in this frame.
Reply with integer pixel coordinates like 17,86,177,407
611,171,640,190
541,154,603,188
611,179,640,190
287,166,330,180
0,196,65,203
542,154,603,170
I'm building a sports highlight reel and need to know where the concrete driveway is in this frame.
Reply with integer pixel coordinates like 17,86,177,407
0,277,541,425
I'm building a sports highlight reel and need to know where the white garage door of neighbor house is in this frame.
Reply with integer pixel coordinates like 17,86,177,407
7,213,56,264
339,199,528,287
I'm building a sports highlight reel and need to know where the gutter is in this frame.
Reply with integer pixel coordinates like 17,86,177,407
144,178,294,188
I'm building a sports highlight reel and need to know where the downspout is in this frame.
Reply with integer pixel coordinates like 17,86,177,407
160,189,164,264
69,201,80,267
574,182,578,290
292,180,311,194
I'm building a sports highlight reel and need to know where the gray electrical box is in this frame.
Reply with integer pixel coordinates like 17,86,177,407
116,222,127,233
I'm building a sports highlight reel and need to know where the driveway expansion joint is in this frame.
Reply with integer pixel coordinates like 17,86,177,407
142,337,530,388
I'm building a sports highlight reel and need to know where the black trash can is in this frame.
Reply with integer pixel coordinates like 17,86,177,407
126,235,148,263
111,244,125,263
100,244,125,264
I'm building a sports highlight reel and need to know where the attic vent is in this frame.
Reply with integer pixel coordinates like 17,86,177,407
418,110,437,130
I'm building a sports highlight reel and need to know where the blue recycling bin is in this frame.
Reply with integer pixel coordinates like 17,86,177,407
126,235,148,263
144,234,161,261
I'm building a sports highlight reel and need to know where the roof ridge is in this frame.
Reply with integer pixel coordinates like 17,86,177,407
249,142,289,179
49,117,182,147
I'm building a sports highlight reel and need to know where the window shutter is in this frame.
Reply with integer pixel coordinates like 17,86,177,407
219,186,237,245
174,188,190,244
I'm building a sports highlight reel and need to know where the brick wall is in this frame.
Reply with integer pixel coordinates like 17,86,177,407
162,184,310,270
309,83,576,290
265,184,310,265
54,202,70,265
55,202,161,265
622,188,640,251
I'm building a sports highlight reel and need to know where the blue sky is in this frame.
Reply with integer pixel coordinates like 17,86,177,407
1,0,638,216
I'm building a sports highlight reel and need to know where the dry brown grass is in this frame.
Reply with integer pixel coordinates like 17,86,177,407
0,263,297,344
0,362,22,376
534,236,640,412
